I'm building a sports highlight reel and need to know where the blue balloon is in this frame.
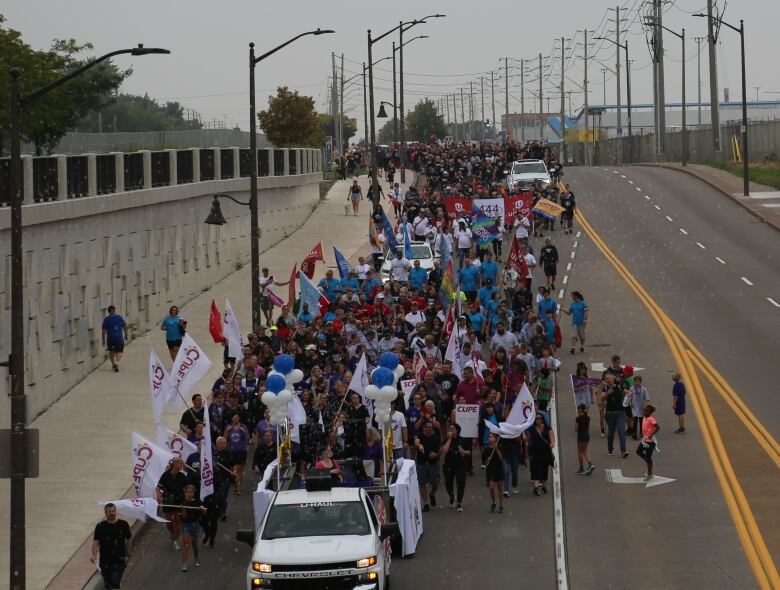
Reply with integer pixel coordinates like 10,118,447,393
378,352,400,371
273,354,295,375
372,367,395,388
265,374,287,394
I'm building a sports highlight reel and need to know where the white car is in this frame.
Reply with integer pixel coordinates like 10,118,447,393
380,241,434,283
505,159,551,192
242,485,397,590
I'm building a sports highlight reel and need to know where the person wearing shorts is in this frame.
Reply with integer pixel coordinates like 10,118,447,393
539,238,559,290
179,484,206,572
101,305,127,372
672,373,686,433
636,405,660,481
161,306,185,361
414,421,441,512
224,414,250,495
562,291,588,354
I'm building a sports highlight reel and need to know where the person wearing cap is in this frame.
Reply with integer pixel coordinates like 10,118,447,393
478,278,499,309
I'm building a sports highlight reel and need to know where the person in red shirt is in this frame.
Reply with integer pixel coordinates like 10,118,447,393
456,366,480,405
636,405,660,481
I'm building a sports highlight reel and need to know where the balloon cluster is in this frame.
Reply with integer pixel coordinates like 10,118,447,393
260,354,304,425
363,352,404,424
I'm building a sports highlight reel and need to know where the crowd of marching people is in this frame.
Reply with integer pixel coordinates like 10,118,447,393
95,138,678,586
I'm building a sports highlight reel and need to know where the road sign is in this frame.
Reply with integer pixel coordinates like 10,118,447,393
605,468,674,488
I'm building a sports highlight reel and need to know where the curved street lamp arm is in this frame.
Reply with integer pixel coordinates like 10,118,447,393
20,45,170,106
254,29,335,64
215,193,251,207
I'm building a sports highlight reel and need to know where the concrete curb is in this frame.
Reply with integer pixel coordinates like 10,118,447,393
636,163,780,234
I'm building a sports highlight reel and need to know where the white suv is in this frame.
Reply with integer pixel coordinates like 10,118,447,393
505,159,551,192
241,486,397,590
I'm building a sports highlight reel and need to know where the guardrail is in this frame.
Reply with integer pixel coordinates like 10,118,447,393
0,146,323,207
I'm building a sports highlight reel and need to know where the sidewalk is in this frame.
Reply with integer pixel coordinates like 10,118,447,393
0,171,415,590
645,162,780,232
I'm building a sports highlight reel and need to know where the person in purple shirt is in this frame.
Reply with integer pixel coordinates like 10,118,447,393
672,373,686,433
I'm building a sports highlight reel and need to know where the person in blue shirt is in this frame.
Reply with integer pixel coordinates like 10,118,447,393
478,279,499,309
362,271,381,302
458,257,480,301
538,288,558,319
297,303,314,325
101,305,128,372
340,270,360,293
480,251,499,285
466,304,485,337
408,260,428,292
318,270,342,301
161,305,186,361
562,290,589,354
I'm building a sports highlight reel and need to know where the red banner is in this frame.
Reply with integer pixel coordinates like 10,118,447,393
208,299,224,344
288,263,297,307
442,197,473,220
300,242,324,279
507,238,529,277
504,193,533,225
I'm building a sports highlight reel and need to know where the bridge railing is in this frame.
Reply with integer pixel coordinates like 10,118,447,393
0,146,323,206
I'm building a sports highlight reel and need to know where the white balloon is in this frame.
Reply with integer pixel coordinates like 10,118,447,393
394,365,405,380
363,385,380,400
261,391,277,406
286,369,304,385
278,390,293,403
379,385,398,402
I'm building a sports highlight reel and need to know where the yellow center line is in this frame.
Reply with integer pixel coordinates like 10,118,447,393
576,209,779,589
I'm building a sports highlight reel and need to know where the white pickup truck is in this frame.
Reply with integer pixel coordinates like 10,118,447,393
238,478,398,590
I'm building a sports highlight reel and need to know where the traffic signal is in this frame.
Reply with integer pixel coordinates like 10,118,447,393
486,119,492,128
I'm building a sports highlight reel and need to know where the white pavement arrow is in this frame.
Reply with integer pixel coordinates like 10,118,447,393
605,468,675,488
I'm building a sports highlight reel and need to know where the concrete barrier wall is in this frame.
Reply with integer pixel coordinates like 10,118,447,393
569,119,780,166
0,171,322,421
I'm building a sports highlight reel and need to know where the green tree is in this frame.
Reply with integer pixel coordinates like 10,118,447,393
258,86,324,148
405,99,446,142
377,119,396,144
79,94,203,132
318,114,357,150
0,16,129,155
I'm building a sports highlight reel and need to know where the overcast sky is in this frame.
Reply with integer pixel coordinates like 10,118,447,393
5,0,779,139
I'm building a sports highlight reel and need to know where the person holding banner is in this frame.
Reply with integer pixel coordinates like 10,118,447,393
442,423,471,512
179,484,207,572
157,458,188,550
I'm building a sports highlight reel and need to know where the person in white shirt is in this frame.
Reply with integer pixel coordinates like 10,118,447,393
454,220,473,267
404,302,427,327
355,256,371,281
490,321,519,352
424,224,438,249
390,402,408,459
369,226,385,271
412,214,429,241
520,246,537,290
390,251,412,283
501,266,519,302
462,343,487,377
513,214,530,241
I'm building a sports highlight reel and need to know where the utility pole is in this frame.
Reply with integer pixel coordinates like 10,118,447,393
480,75,485,141
331,52,339,156
657,0,667,154
539,52,544,140
520,59,525,142
560,36,566,163
469,81,474,141
460,87,466,140
601,68,607,104
362,63,368,154
584,29,590,164
453,92,459,141
491,70,496,141
504,57,510,141
706,0,721,150
695,36,705,127
615,6,622,142
339,53,345,154
392,42,398,145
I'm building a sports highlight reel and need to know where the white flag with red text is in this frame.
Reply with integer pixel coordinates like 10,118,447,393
200,400,215,500
149,348,172,424
223,297,243,359
167,334,213,405
131,432,174,500
155,423,198,460
99,498,168,523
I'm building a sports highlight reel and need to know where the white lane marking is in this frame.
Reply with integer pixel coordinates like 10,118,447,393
644,195,651,200
566,262,572,271
628,180,634,185
741,277,754,286
550,374,569,590
665,215,674,222
570,251,576,259
604,168,610,172
768,297,780,308
636,187,642,192
562,275,569,285
621,174,627,178
573,241,579,248
613,170,620,174
715,257,726,265
696,242,706,249
654,204,661,210
576,231,581,238
558,288,565,299
680,228,688,235
761,203,780,208
605,469,675,488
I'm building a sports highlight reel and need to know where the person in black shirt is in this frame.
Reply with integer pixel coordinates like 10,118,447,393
180,484,207,572
441,423,471,512
91,503,133,589
157,458,188,550
561,189,576,234
601,373,628,457
414,420,441,512
180,394,205,436
345,392,370,457
252,430,277,474
539,238,559,291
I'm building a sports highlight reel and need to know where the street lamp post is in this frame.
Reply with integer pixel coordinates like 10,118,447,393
5,46,170,590
694,14,749,196
367,15,444,190
247,29,334,331
595,36,632,161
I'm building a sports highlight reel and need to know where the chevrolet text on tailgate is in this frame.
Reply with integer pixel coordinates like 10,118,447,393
237,474,399,589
